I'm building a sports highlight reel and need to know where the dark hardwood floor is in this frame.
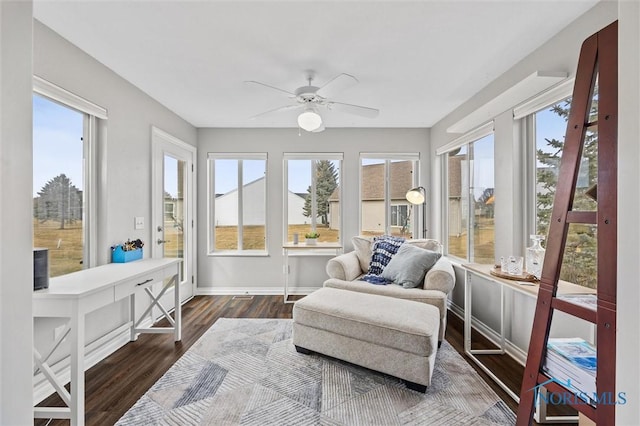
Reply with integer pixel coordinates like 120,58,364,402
35,295,573,425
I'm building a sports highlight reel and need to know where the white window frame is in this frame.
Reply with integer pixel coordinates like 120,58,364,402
282,153,343,243
33,76,107,270
440,124,494,262
208,153,268,255
517,81,573,243
359,153,420,237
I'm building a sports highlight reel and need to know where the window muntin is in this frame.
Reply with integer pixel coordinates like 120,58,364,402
445,134,495,263
531,95,597,288
360,156,419,238
284,155,341,243
209,155,267,253
33,94,86,277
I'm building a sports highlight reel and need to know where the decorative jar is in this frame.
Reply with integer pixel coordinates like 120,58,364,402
526,235,546,279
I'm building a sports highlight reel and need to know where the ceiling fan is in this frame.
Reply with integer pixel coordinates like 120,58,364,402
245,72,379,132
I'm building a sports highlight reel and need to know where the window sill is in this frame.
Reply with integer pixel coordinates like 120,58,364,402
208,251,269,257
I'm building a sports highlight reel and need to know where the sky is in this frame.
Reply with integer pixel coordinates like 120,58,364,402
33,94,84,197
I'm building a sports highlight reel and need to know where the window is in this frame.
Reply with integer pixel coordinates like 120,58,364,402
283,154,342,243
360,155,419,238
390,205,409,227
32,78,105,278
445,131,495,263
528,93,597,288
33,95,86,277
209,154,267,253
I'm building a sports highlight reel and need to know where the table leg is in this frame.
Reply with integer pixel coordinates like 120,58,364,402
69,304,85,426
464,270,472,352
130,293,137,341
283,248,290,303
174,272,181,341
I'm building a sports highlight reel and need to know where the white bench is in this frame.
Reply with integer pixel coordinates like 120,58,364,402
292,287,440,392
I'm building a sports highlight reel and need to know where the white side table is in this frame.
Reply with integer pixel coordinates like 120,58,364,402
282,242,343,303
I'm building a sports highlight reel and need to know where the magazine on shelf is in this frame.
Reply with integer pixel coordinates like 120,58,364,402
544,351,596,394
543,338,597,405
547,337,597,373
557,293,597,311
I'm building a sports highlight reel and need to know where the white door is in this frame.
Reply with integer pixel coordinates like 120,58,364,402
151,127,196,304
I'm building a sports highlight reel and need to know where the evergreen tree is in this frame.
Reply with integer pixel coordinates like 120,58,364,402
303,160,338,225
35,174,82,229
536,94,598,288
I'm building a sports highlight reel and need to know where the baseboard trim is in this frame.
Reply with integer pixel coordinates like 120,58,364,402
195,286,320,296
33,317,154,405
449,301,527,366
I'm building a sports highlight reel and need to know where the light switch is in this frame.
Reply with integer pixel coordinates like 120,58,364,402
134,216,144,230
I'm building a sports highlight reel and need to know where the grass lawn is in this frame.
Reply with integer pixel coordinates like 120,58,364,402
34,219,83,277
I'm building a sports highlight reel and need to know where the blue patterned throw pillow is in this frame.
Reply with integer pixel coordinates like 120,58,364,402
361,235,405,284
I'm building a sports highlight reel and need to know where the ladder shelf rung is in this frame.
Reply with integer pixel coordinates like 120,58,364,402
585,120,598,130
566,211,597,224
551,298,597,323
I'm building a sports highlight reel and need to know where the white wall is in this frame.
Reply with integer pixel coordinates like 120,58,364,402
197,128,429,291
31,20,197,399
616,0,640,422
0,2,35,423
430,0,640,421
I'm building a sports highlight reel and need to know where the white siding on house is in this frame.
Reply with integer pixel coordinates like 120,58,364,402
215,177,308,226
287,191,309,225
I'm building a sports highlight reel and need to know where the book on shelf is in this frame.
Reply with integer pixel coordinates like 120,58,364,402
547,337,596,373
544,351,596,393
556,294,597,311
543,337,597,405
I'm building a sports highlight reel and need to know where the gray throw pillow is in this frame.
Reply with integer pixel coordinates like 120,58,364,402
380,243,442,288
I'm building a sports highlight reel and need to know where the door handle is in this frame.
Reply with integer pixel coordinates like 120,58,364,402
157,239,170,245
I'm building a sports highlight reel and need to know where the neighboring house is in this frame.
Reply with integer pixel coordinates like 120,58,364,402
214,177,310,226
328,160,413,233
448,154,466,237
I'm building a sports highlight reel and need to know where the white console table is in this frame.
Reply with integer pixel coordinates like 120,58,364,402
461,263,595,423
282,242,342,303
32,258,181,426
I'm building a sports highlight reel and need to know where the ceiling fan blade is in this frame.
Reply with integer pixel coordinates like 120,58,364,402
249,104,302,120
316,73,358,98
245,80,296,96
328,101,379,118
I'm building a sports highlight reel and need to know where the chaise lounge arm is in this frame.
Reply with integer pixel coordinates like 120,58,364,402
326,251,363,281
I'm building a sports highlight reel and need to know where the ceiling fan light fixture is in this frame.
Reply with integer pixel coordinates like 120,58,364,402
297,109,323,132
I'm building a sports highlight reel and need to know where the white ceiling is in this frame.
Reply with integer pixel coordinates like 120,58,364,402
33,0,598,129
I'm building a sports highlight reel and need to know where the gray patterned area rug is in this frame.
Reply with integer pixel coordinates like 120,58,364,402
117,318,515,425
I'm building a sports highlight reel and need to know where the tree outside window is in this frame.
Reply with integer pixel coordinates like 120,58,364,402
285,156,342,243
534,92,597,288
